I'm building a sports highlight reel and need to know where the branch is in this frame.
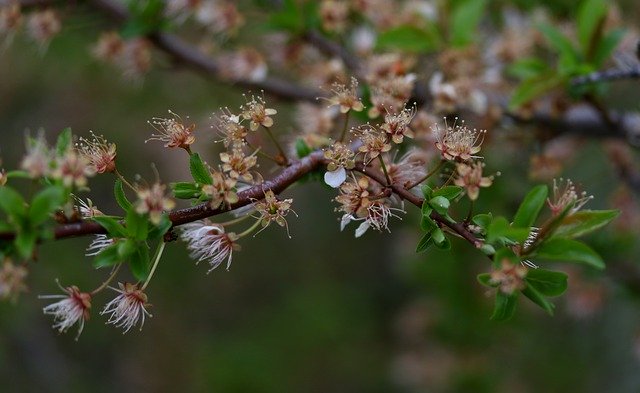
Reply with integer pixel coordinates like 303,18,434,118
571,67,640,86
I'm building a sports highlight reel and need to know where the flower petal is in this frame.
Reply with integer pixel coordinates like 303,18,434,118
355,221,370,238
324,167,347,188
340,214,353,231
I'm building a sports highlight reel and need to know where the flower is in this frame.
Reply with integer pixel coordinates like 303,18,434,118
453,161,494,200
180,220,240,271
323,142,355,188
218,47,267,82
21,133,51,178
134,182,175,224
434,118,485,161
215,108,248,149
147,110,196,150
85,234,115,257
254,190,296,235
380,105,416,144
101,282,151,333
354,124,392,163
52,149,95,188
0,3,22,40
489,260,528,295
241,95,277,131
323,77,364,113
319,0,350,33
202,170,239,209
40,282,92,340
76,197,103,218
220,148,258,182
0,259,28,302
547,178,593,216
387,149,428,189
76,131,117,174
91,31,124,62
335,175,371,219
26,9,60,47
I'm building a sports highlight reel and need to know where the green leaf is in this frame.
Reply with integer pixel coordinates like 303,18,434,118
129,245,150,282
267,0,303,32
432,185,463,201
189,153,213,185
376,25,440,53
539,24,580,61
491,291,518,321
421,184,433,200
29,186,65,225
93,244,121,268
493,247,520,265
472,213,492,231
477,273,495,287
172,182,202,200
535,238,605,269
122,0,167,38
522,284,555,315
487,217,530,244
450,0,487,47
117,238,138,258
126,210,148,241
509,73,564,110
148,214,172,240
15,229,37,259
295,138,313,158
553,210,619,238
431,228,451,250
577,0,607,54
92,216,127,238
525,269,568,297
592,28,625,68
415,232,433,253
420,215,437,232
506,58,550,79
0,186,27,219
55,127,72,156
5,170,31,179
513,185,548,228
114,179,133,212
429,196,450,215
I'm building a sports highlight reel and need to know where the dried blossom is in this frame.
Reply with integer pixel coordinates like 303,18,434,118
434,118,485,161
27,9,60,48
101,282,151,333
241,95,277,131
52,149,95,188
76,197,103,218
387,149,428,189
453,162,494,200
202,170,238,209
320,0,350,33
381,105,416,144
489,260,528,295
354,124,392,163
352,200,404,238
91,31,124,62
21,133,51,178
0,2,22,43
40,283,92,340
119,38,151,79
324,142,355,188
134,182,175,224
180,220,240,271
215,108,248,148
295,103,337,138
218,48,267,82
254,190,295,235
368,74,416,118
323,77,365,114
350,26,376,56
335,175,371,219
0,259,28,302
147,110,196,150
547,178,593,216
76,131,117,174
195,0,244,35
220,148,258,182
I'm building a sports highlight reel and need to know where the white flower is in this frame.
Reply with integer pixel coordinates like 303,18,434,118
324,167,347,188
180,220,240,272
101,282,151,333
40,282,92,340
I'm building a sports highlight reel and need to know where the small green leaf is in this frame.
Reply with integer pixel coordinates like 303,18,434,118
117,238,138,258
92,216,127,238
376,25,440,53
450,0,487,47
487,217,530,244
431,228,451,250
5,170,31,179
172,182,202,200
93,244,121,268
0,186,27,219
491,291,518,321
493,247,520,266
189,153,213,185
506,58,550,79
114,179,133,212
577,0,607,54
29,186,65,225
513,185,548,228
126,210,148,241
15,229,37,259
55,127,72,156
432,185,463,201
420,215,437,232
539,24,580,61
294,138,312,158
592,29,624,67
525,269,568,297
509,73,565,110
415,232,433,253
477,273,495,287
429,196,450,215
480,244,495,255
421,184,433,200
472,213,492,231
553,210,619,238
536,238,605,269
129,245,150,282
148,215,172,240
522,284,555,315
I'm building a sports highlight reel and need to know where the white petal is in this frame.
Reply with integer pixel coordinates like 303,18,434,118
324,167,347,188
340,214,353,231
355,221,370,238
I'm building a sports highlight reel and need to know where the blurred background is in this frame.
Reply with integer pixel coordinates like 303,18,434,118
2,1,640,392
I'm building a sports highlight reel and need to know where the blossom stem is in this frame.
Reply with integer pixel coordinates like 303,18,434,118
219,214,252,227
237,219,263,238
466,200,474,222
339,111,350,142
141,241,166,291
377,155,392,186
246,140,280,163
262,125,288,165
90,263,122,296
406,160,445,190
114,168,136,192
